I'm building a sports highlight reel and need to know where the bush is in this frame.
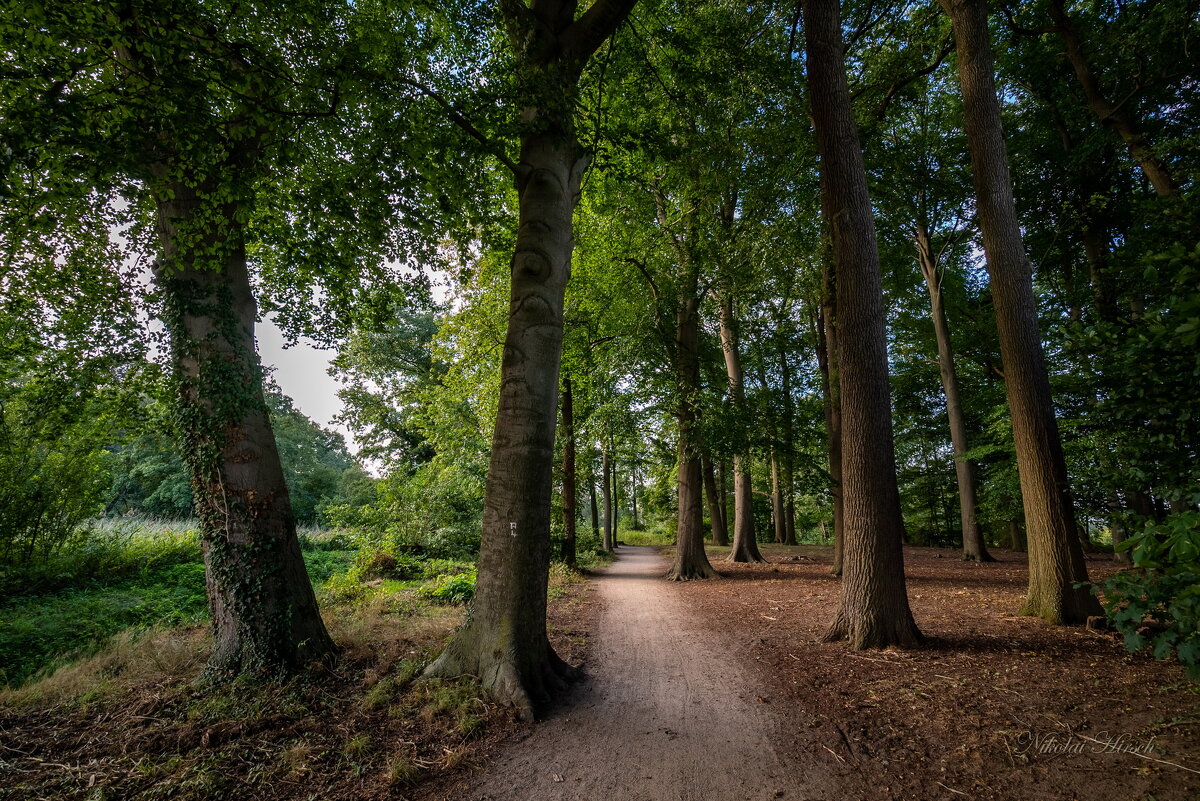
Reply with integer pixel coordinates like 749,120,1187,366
1102,510,1200,679
417,571,476,605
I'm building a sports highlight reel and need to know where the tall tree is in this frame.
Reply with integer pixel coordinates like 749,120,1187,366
561,377,578,566
914,225,993,561
716,287,765,562
9,0,401,677
938,0,1101,623
424,0,639,716
803,0,921,647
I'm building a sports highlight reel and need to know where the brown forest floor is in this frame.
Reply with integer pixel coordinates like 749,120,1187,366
667,543,1200,801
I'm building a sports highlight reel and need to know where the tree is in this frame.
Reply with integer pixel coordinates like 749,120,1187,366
560,377,578,566
938,0,1101,623
803,0,922,648
423,0,639,717
715,286,765,562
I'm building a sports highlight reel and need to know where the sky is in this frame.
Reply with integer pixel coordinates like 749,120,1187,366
257,316,347,437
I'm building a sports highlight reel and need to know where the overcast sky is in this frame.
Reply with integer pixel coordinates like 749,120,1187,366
257,316,345,436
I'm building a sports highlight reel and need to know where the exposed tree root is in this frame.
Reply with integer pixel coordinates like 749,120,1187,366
422,623,577,722
665,561,721,581
822,608,923,649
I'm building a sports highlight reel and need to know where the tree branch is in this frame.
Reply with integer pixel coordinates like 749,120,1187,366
561,0,640,64
393,78,519,175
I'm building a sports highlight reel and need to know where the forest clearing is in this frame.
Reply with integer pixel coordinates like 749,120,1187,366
3,0,1198,799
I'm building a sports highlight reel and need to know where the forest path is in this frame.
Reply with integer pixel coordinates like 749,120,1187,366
462,546,834,801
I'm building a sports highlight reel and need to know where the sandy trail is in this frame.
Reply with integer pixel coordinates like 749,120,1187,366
465,546,833,801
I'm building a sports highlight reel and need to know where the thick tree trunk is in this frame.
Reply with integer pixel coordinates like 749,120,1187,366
940,0,1101,624
703,453,729,546
561,377,577,568
153,183,335,680
716,291,765,563
804,0,921,648
914,227,994,562
816,301,844,576
423,0,636,718
668,296,719,580
423,130,582,717
601,448,614,552
1047,0,1179,199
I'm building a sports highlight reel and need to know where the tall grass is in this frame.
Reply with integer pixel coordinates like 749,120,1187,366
0,516,202,599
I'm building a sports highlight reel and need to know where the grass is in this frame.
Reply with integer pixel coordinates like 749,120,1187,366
0,519,463,691
0,519,608,801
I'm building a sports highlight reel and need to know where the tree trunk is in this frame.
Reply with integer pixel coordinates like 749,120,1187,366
703,453,729,546
630,463,640,529
1109,494,1130,565
611,455,620,539
153,183,335,680
940,0,1101,624
815,301,843,576
422,0,636,718
804,0,921,648
1047,0,1179,199
770,450,786,545
601,447,614,551
717,458,730,535
589,462,600,542
779,342,799,546
716,290,765,563
1007,518,1026,551
561,377,577,568
423,130,583,717
668,295,719,580
914,226,994,562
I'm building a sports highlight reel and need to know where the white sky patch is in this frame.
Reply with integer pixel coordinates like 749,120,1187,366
256,316,345,434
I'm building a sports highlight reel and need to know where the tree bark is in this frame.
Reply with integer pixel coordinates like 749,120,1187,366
423,0,638,719
601,447,614,551
914,226,994,562
561,377,577,568
589,461,600,542
668,295,719,580
770,449,786,545
153,182,335,680
940,0,1101,623
815,301,843,576
804,0,921,648
1047,0,1179,199
716,290,765,562
703,452,729,545
611,455,621,539
779,340,798,546
630,463,640,529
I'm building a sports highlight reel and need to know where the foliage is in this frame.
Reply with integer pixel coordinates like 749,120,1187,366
0,561,210,687
1102,511,1200,679
417,570,477,605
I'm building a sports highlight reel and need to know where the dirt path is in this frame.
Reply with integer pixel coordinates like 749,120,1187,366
462,546,836,801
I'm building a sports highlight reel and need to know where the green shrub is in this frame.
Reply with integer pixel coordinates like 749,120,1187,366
417,571,476,605
320,570,372,606
1102,510,1200,679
